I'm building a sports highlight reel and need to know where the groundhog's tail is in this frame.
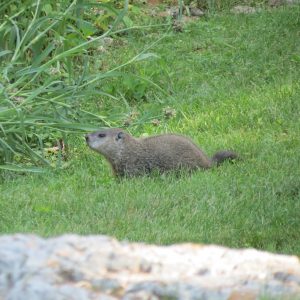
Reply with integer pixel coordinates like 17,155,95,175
211,150,238,166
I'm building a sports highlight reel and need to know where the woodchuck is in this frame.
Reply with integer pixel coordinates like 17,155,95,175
85,128,238,177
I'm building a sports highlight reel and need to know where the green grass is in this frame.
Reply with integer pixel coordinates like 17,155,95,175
1,5,300,255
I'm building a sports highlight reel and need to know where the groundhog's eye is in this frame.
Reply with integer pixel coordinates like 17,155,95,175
116,132,124,140
98,133,106,138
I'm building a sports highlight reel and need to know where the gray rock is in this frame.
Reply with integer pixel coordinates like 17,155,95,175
231,5,259,14
0,234,300,300
165,6,205,19
189,7,205,17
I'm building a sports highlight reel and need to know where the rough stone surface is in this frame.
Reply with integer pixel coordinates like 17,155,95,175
231,5,259,14
1,234,300,300
160,6,205,19
189,7,205,17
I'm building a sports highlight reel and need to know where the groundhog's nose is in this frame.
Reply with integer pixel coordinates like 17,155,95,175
85,134,89,143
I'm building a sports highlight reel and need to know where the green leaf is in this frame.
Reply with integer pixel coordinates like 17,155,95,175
0,107,17,119
136,52,160,62
42,3,52,14
32,43,55,67
78,20,97,37
0,164,46,173
123,16,133,27
0,50,13,58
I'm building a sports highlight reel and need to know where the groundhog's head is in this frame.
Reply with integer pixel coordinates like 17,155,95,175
85,128,128,159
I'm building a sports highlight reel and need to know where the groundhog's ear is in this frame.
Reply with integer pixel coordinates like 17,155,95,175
116,132,124,141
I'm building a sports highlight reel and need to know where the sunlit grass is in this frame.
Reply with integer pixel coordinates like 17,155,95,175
1,5,300,255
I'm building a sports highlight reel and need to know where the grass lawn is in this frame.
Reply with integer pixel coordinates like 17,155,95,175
1,5,300,255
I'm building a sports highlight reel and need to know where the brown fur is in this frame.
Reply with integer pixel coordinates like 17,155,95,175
85,129,237,177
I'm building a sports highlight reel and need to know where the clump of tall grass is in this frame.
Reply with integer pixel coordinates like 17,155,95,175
0,0,159,172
